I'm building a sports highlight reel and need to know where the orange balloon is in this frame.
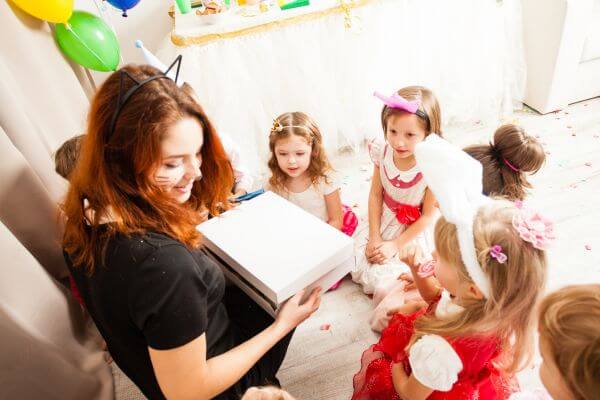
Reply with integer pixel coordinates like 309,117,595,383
10,0,73,23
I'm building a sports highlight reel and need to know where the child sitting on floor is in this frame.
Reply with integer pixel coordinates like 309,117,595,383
266,111,358,236
535,284,600,400
464,123,545,200
352,135,552,400
371,123,546,332
351,86,442,295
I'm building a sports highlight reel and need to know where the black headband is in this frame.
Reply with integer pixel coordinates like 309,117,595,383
107,55,183,139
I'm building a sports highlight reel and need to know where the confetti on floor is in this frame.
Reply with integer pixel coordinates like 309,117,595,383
585,162,592,167
320,324,331,331
585,245,592,251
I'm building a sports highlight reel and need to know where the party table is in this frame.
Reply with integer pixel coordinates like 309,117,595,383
158,0,526,172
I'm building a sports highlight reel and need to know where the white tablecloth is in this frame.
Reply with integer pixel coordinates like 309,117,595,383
158,0,525,172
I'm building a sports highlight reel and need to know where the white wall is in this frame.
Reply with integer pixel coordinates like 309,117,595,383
74,0,173,85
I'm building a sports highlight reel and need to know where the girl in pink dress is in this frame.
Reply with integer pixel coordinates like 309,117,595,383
352,135,553,400
352,86,442,295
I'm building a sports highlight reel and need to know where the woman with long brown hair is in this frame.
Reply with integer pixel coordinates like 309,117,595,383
62,63,321,400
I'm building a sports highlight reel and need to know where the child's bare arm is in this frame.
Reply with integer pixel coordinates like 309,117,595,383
368,166,384,240
400,247,441,303
391,363,433,400
392,188,437,250
411,275,441,303
324,189,343,230
366,166,385,260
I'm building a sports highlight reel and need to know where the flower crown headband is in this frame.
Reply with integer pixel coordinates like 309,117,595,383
414,135,554,298
271,119,314,137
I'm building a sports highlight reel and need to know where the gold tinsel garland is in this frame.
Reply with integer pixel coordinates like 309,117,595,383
170,0,372,47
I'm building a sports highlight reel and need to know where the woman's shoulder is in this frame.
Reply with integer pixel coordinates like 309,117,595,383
110,231,205,273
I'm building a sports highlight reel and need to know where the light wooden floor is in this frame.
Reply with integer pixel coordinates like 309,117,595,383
111,97,600,399
278,97,600,399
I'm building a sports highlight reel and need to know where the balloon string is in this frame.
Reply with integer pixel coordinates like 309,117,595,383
66,23,113,71
92,0,124,64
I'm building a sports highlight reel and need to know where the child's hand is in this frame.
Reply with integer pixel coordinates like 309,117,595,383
369,240,399,264
275,287,322,332
386,299,428,316
231,189,247,200
399,244,425,272
365,237,383,259
398,272,416,291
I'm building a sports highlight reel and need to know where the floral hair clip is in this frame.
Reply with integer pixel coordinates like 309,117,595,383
489,245,507,264
271,119,284,133
512,208,555,250
417,259,436,278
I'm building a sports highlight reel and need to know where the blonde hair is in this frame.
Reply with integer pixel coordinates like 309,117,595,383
464,124,545,201
539,285,600,400
54,134,85,180
414,199,548,374
268,111,333,192
380,86,442,136
242,386,296,400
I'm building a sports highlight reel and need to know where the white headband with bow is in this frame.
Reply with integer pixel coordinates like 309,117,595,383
414,135,492,298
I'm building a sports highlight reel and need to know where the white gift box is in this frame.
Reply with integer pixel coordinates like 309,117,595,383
198,191,355,316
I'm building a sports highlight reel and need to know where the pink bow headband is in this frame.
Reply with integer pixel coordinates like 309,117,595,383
373,91,429,121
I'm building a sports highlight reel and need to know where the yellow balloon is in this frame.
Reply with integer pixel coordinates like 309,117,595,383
11,0,73,23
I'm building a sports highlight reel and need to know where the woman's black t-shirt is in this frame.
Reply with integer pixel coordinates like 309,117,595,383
66,231,233,399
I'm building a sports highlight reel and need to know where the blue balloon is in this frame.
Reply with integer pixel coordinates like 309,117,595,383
106,0,141,17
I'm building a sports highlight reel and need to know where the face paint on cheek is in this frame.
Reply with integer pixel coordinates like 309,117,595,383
154,168,181,188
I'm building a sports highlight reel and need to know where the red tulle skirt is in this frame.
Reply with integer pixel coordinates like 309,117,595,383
352,309,518,400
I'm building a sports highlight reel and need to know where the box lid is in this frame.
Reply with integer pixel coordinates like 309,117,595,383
198,191,354,303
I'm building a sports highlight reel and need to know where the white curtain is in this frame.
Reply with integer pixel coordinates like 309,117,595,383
0,2,113,399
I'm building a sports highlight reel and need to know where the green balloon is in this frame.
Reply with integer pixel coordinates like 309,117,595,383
55,11,120,72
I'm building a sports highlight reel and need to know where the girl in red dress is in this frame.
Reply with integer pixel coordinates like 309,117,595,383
352,135,554,400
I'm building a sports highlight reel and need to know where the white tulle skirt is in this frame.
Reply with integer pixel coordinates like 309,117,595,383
157,0,525,172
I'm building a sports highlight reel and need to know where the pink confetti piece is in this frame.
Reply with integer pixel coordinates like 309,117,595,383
585,245,592,251
320,324,331,331
585,162,592,167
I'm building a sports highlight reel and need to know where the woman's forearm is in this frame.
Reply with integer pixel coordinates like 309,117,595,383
203,322,290,398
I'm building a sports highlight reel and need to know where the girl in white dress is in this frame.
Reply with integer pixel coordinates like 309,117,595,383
352,86,441,294
266,111,358,241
